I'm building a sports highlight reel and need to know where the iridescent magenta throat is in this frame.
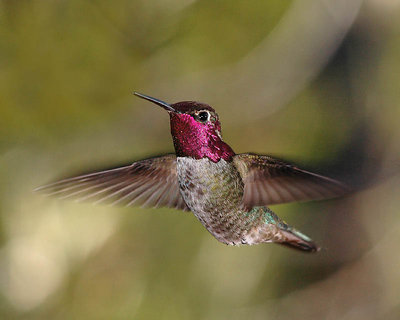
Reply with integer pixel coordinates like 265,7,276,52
170,113,235,162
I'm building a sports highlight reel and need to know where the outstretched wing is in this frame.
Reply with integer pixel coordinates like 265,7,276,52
36,154,189,211
234,153,350,209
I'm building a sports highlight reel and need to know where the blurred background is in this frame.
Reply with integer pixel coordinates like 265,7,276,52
1,0,400,319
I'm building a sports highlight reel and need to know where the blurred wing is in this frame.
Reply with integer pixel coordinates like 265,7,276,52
234,153,350,209
36,154,189,211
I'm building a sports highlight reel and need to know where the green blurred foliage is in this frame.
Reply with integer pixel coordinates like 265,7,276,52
0,0,399,319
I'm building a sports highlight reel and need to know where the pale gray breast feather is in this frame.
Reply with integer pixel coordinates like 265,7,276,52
176,157,244,207
176,157,232,179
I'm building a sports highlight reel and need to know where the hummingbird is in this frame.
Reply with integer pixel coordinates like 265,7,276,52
37,93,349,252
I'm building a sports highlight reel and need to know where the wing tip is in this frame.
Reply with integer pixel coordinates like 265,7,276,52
33,185,44,193
33,183,54,193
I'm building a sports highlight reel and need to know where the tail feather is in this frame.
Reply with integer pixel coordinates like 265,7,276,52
240,206,319,252
278,229,320,253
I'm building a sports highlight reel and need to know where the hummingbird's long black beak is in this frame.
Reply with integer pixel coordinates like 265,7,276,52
133,92,176,112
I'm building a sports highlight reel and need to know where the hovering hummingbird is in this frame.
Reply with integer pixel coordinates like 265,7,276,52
37,92,349,252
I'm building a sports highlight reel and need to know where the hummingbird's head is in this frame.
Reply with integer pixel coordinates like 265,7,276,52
134,92,235,162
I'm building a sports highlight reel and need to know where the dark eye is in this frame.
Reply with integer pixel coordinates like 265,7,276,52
197,111,210,122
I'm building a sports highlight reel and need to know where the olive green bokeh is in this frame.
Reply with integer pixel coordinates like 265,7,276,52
1,1,400,319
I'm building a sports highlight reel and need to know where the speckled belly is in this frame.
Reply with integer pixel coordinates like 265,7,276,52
176,157,252,244
176,158,314,248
